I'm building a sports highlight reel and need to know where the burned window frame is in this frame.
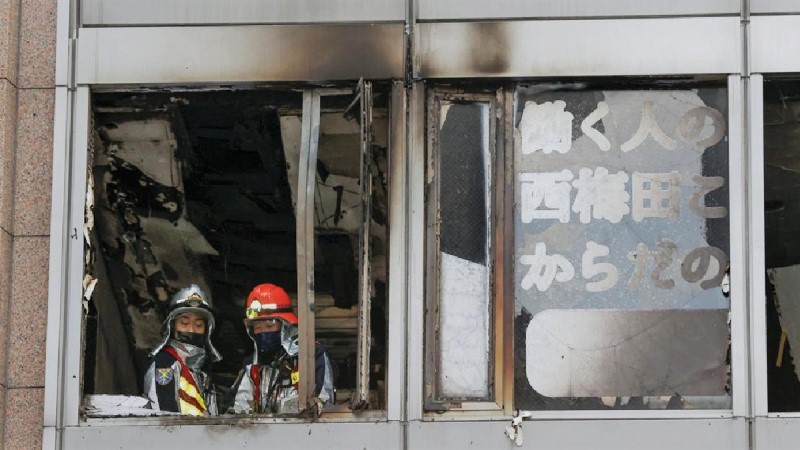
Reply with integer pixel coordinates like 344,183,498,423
511,81,734,411
72,84,391,421
421,78,748,418
423,87,513,413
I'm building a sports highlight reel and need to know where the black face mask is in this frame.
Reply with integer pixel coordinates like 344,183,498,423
255,331,283,354
175,331,205,348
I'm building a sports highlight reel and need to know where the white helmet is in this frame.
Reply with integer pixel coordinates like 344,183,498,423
150,284,222,362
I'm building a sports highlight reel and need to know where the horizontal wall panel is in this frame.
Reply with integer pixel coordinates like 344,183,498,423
751,16,800,73
62,417,750,450
81,0,404,26
417,18,741,78
755,418,800,449
751,1,800,14
76,24,405,85
418,0,739,21
63,421,403,450
409,418,749,450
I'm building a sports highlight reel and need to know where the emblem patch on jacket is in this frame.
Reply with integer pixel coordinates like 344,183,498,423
156,368,174,385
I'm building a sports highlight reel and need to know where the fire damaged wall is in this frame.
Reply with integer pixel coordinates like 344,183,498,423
83,89,390,402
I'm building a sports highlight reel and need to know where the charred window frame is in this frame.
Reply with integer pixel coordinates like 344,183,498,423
512,80,737,414
759,76,800,415
423,88,511,412
71,82,389,420
299,84,380,411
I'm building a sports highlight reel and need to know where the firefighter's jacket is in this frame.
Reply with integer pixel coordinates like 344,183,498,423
144,341,218,416
227,344,334,414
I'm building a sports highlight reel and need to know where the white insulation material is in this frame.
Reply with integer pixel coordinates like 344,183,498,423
439,252,490,398
770,265,800,382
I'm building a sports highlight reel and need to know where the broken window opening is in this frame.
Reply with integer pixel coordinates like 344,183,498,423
81,86,390,418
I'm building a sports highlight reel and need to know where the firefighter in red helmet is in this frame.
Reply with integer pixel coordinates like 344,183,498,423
226,283,334,415
143,284,221,415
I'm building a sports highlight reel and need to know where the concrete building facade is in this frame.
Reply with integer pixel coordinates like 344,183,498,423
5,1,800,449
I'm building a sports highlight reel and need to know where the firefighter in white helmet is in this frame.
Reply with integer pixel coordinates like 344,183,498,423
143,284,222,416
226,283,334,415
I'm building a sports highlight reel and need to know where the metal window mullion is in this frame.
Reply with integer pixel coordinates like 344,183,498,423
501,88,515,414
386,80,408,422
43,87,73,444
747,74,768,417
406,81,426,421
728,74,749,418
423,92,441,410
297,90,321,410
63,87,91,427
353,80,374,409
486,95,497,404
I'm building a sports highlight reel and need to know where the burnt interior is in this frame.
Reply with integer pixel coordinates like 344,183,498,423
764,79,800,411
83,88,390,412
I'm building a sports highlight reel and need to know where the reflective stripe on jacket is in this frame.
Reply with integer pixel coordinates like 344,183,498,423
227,343,334,414
143,345,217,415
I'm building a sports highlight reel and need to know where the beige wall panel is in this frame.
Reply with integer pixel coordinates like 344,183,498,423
7,236,50,388
14,89,55,236
18,0,56,88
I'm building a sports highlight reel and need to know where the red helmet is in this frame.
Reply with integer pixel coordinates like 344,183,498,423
245,283,297,325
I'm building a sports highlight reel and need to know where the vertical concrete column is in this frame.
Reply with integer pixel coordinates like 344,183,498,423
1,0,57,448
0,0,21,445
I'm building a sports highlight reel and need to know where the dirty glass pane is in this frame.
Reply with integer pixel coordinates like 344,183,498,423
513,85,731,410
763,79,800,412
437,102,492,400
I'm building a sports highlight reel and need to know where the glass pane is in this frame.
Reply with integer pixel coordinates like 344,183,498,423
437,102,492,400
513,85,730,410
764,79,800,412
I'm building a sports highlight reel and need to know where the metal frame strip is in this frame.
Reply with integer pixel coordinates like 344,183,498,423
80,0,405,26
296,90,320,410
43,86,72,440
406,81,426,421
417,0,739,20
62,87,91,427
353,80,374,409
386,81,408,422
501,87,515,415
748,74,768,418
729,74,749,418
